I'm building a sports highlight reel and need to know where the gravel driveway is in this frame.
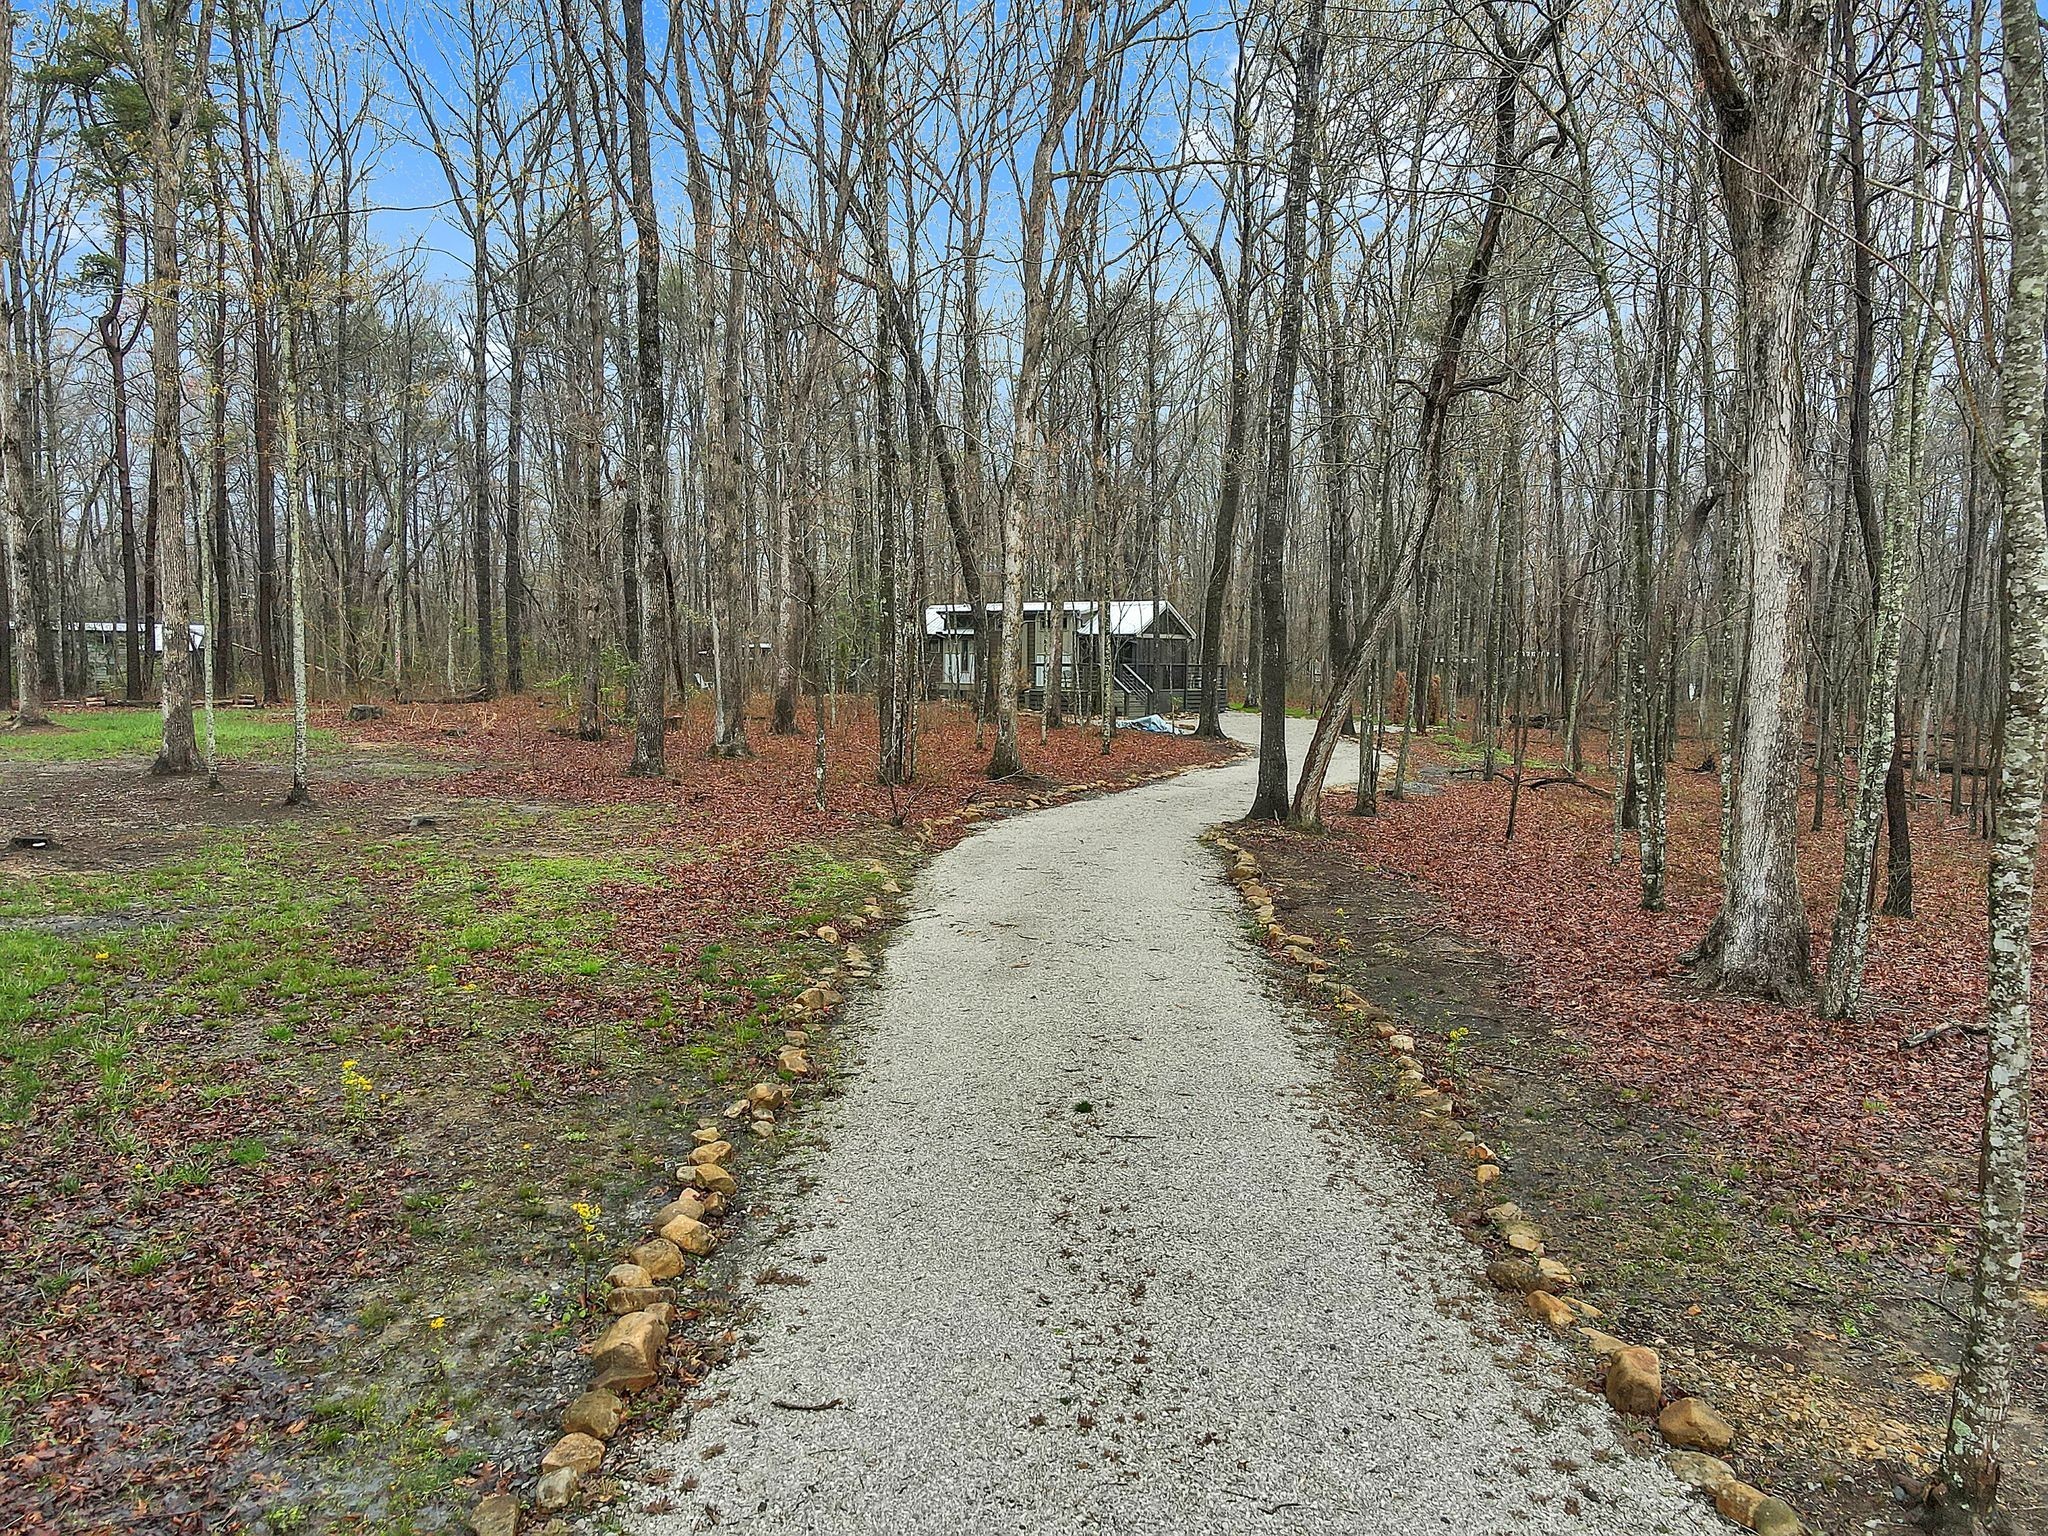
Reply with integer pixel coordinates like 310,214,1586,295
628,718,1716,1535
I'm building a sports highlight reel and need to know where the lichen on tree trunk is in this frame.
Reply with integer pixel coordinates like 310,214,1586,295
1675,0,1829,1003
1938,0,2045,1511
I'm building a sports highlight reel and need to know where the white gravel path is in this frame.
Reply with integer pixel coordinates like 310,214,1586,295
627,719,1718,1536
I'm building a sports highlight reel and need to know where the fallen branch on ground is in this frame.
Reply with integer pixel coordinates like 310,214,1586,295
1901,1018,1986,1050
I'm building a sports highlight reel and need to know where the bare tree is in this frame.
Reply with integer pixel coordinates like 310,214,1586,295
137,0,218,775
1674,0,1830,1002
622,0,667,775
259,3,312,805
0,0,44,729
375,0,531,702
1244,0,1327,820
1938,0,2045,1513
988,0,1097,780
1290,2,1557,827
1822,0,1954,1017
1182,22,1261,742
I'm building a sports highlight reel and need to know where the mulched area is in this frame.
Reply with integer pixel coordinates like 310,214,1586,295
1329,737,2044,1268
1233,825,2043,1536
330,695,1231,852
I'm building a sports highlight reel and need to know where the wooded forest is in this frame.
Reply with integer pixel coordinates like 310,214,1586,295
0,0,2043,1524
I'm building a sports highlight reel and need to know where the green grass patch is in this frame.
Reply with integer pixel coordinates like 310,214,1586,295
782,845,884,923
294,1379,486,1531
0,710,328,764
410,847,663,985
0,835,375,1122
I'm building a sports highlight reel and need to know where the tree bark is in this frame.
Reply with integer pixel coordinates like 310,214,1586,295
0,0,39,728
141,0,215,775
1245,0,1326,821
1676,0,1830,1002
1822,0,1950,1016
560,4,605,741
230,24,280,703
94,185,147,704
0,0,41,729
207,156,232,698
467,214,496,700
624,0,667,776
504,211,532,694
1191,84,1256,742
1938,0,2045,1509
989,0,1095,780
859,5,911,785
256,8,309,805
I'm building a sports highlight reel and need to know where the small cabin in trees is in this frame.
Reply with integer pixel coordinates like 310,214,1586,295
62,621,207,694
922,598,1204,718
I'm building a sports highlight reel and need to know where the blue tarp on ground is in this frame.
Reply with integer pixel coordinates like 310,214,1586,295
1119,714,1180,734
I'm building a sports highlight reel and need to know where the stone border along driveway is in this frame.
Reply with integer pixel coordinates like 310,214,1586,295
586,717,1732,1536
1221,832,1804,1536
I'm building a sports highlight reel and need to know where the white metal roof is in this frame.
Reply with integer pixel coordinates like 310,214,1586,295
31,620,206,648
923,600,1193,639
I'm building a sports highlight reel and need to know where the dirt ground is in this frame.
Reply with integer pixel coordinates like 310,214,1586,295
1233,820,2046,1536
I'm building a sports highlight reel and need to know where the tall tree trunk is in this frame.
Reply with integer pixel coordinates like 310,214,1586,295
195,331,219,785
98,188,146,704
988,0,1095,780
141,0,215,776
1938,0,2045,1510
391,287,415,691
614,233,642,665
232,23,280,704
1314,195,1353,741
958,186,995,729
468,214,496,700
1246,0,1326,821
771,433,801,733
1631,267,1670,910
258,10,308,805
707,256,751,758
563,20,605,742
0,0,40,730
1823,1,1950,1016
864,14,911,787
0,476,11,711
872,282,908,785
283,310,310,805
504,222,531,694
208,158,232,697
0,0,39,729
1676,0,1829,1002
1193,101,1255,742
1951,474,1982,816
623,0,667,776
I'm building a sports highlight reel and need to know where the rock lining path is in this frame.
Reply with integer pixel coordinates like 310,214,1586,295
631,719,1715,1535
